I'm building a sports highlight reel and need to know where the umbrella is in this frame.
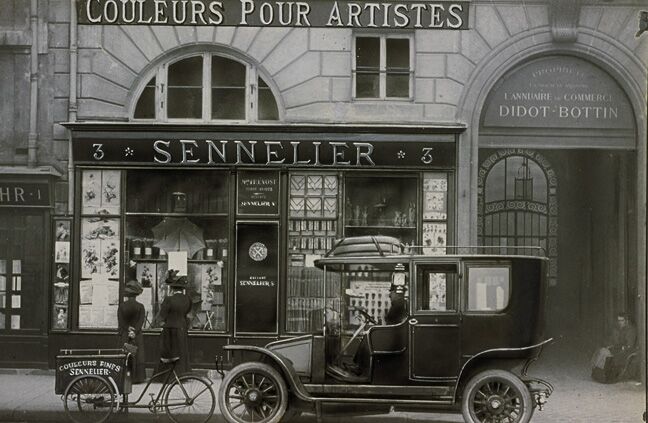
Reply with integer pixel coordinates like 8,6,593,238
152,217,206,257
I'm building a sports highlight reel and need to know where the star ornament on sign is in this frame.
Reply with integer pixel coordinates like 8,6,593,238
397,150,406,159
124,147,134,157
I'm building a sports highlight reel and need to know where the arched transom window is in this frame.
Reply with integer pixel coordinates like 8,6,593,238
133,53,279,122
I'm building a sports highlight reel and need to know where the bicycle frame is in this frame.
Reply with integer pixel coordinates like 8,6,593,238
121,361,188,411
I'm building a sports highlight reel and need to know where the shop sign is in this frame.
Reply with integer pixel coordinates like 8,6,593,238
235,222,279,334
78,0,469,29
0,182,50,207
237,170,280,216
55,356,127,395
73,137,455,169
482,56,634,130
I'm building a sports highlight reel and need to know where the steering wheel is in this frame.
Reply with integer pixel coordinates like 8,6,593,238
352,306,377,325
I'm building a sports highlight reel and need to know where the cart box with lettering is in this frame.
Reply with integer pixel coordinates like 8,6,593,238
55,349,132,395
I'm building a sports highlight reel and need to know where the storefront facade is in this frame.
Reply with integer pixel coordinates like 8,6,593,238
0,0,645,370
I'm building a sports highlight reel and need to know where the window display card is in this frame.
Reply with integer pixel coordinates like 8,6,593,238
81,239,101,278
136,263,156,288
55,242,70,264
12,260,21,274
79,305,91,325
82,170,102,214
0,276,5,290
101,240,120,278
79,280,93,304
11,295,20,309
101,170,121,214
11,315,20,329
12,276,21,291
168,251,187,276
91,282,110,306
103,305,118,328
90,306,105,327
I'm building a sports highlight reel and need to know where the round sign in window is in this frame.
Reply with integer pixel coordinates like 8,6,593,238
248,242,268,261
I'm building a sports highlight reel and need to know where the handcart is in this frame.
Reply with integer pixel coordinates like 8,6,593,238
56,348,215,423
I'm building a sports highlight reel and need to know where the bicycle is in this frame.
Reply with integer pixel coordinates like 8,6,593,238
57,349,215,423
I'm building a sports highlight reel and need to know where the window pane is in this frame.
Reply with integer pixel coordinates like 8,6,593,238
168,56,203,86
356,37,380,69
356,73,379,98
386,73,409,98
134,77,155,119
168,88,202,119
212,88,245,120
417,271,456,311
467,267,510,312
126,170,229,214
212,56,245,86
386,38,409,69
258,78,278,121
168,56,203,118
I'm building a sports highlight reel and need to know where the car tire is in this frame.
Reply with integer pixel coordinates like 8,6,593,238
219,362,288,423
461,369,533,423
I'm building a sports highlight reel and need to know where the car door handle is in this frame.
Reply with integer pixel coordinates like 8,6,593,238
409,318,418,325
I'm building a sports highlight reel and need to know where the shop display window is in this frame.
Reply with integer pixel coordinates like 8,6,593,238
344,175,417,246
52,218,71,330
286,173,340,333
78,169,122,329
125,170,230,332
423,173,449,255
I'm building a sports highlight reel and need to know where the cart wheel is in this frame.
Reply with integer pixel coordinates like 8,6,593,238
164,375,216,423
219,362,288,423
461,369,533,423
63,375,116,423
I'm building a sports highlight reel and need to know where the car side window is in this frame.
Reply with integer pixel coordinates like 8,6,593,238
416,265,457,312
466,266,511,312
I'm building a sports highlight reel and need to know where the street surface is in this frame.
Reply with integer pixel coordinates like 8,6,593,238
0,343,644,422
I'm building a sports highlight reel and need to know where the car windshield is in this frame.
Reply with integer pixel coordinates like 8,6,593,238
323,262,410,335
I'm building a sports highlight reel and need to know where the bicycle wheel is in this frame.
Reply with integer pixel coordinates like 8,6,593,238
63,375,116,423
164,375,216,423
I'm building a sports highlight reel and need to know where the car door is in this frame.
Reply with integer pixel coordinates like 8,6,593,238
409,261,461,380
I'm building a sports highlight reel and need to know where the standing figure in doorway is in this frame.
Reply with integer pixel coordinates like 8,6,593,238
118,279,146,383
157,270,192,375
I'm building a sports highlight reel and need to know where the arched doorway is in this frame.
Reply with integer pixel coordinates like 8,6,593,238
477,150,558,287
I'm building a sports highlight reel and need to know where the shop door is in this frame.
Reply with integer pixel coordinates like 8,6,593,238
409,262,460,379
0,210,48,364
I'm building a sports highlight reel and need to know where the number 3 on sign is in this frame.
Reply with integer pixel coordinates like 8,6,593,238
421,148,434,164
92,143,104,160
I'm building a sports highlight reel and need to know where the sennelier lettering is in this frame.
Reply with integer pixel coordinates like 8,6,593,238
153,139,376,166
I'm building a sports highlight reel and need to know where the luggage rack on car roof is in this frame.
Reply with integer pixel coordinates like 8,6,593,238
324,236,546,258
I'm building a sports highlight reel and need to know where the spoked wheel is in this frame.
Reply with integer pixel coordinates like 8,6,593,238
219,362,288,423
461,370,533,423
63,375,116,423
164,375,216,423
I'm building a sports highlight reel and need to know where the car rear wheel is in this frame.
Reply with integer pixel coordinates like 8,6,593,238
461,369,533,423
219,362,288,423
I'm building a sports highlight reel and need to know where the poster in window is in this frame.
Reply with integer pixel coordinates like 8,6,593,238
82,170,101,214
55,242,70,264
136,263,156,288
423,173,448,220
55,220,71,242
235,222,278,333
237,171,280,215
422,223,447,255
101,170,121,214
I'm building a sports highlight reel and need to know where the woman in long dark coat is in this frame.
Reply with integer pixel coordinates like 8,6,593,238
118,279,146,383
157,271,192,375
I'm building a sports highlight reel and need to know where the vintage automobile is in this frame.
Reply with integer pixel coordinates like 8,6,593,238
218,236,554,423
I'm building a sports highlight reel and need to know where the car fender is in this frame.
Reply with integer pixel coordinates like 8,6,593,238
224,345,315,403
453,338,554,402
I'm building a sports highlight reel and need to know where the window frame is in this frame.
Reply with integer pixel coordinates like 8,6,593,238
352,33,414,101
131,51,280,123
412,261,459,315
463,262,512,315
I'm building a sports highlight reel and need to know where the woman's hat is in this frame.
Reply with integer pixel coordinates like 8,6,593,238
165,269,188,288
124,279,143,296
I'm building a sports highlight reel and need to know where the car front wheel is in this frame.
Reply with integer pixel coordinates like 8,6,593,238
461,369,533,423
219,362,288,423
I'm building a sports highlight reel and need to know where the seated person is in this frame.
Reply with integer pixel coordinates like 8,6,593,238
591,313,637,383
329,281,408,380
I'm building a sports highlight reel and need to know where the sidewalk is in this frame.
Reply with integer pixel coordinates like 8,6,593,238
0,353,645,423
